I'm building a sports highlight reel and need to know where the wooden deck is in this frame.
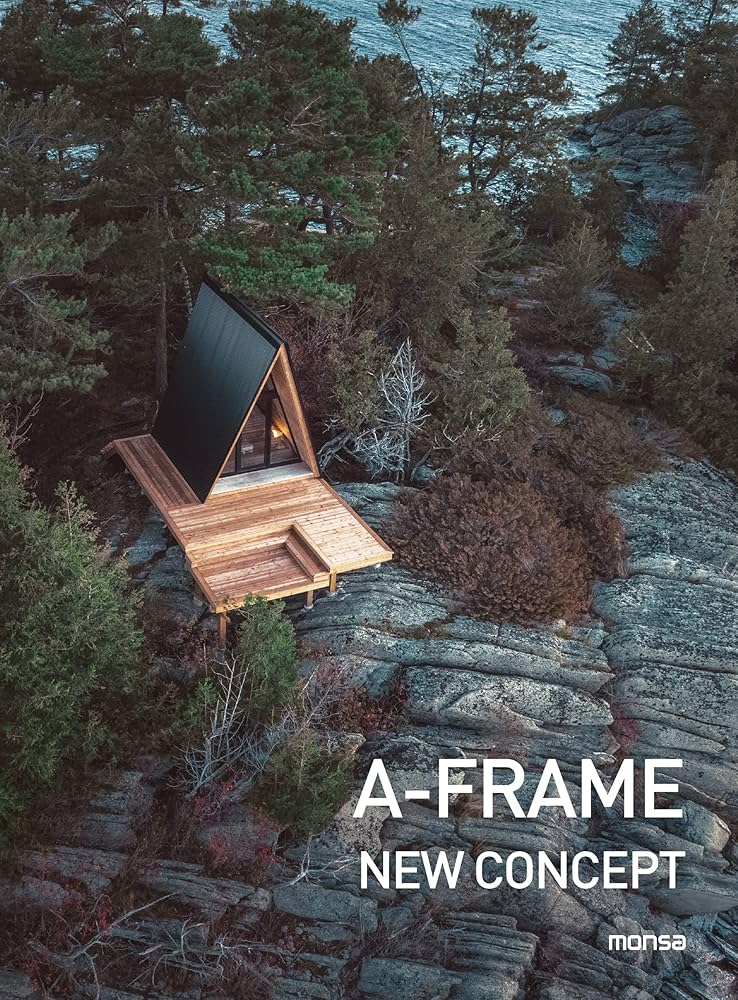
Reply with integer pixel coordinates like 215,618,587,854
113,435,392,612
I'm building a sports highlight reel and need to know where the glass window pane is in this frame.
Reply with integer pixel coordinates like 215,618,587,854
270,398,297,464
239,406,267,468
221,447,236,476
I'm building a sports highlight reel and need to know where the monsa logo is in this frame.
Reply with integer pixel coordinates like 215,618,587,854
609,933,686,952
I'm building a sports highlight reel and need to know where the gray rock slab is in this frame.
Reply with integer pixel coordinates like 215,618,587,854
22,845,127,894
124,509,168,569
646,866,738,916
273,883,377,933
136,858,271,922
0,972,38,1000
358,958,461,1000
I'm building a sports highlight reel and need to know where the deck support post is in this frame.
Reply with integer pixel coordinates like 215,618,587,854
328,572,337,594
218,612,227,646
304,589,314,610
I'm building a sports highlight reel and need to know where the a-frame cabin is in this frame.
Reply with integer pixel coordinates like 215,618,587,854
109,279,392,639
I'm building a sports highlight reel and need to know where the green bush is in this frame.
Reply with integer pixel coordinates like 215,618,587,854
623,163,738,471
0,434,143,839
430,308,530,438
255,732,353,836
174,677,219,743
534,215,611,345
235,596,298,722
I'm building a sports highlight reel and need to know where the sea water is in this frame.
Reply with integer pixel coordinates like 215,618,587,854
183,0,640,112
0,0,641,111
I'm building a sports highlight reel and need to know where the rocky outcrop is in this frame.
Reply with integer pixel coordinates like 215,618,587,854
125,511,208,629
2,465,737,999
572,106,701,204
358,958,461,1000
489,270,636,389
136,858,272,922
193,802,281,864
0,972,38,1000
289,473,738,998
594,460,738,821
274,883,378,933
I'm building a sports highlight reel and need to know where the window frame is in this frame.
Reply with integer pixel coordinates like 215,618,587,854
222,385,301,477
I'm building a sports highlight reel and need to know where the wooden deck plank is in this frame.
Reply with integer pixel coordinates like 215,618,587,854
111,433,392,612
113,435,199,510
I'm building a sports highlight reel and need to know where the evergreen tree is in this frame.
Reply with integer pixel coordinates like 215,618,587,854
93,102,211,396
85,10,218,396
446,5,572,197
433,307,529,436
536,215,611,344
514,164,579,243
196,0,397,310
0,435,143,835
582,167,627,250
625,160,738,460
670,0,738,98
0,212,117,402
602,0,670,107
0,2,220,397
0,87,82,213
698,37,738,160
357,116,510,344
377,0,424,94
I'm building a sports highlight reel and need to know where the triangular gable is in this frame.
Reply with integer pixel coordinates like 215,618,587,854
216,351,319,484
153,279,315,503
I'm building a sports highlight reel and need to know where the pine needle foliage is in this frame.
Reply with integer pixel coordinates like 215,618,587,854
0,212,116,402
624,161,738,466
235,596,298,723
0,434,143,839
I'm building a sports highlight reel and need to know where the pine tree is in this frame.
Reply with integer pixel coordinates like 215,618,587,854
671,0,738,56
94,102,211,397
0,435,143,835
195,0,399,311
377,0,424,94
536,215,612,344
0,212,117,402
625,161,738,461
446,5,573,197
602,0,670,107
433,307,530,436
358,116,511,344
670,0,738,99
582,167,627,250
0,87,82,213
0,2,220,398
698,37,738,160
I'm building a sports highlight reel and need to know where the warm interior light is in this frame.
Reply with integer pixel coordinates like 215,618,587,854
271,427,283,439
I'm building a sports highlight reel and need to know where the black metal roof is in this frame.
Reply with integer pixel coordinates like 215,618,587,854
153,279,283,502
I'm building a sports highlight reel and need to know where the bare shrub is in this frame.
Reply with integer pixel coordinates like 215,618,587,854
436,397,662,593
319,339,431,481
180,654,297,799
305,658,407,736
535,468,626,580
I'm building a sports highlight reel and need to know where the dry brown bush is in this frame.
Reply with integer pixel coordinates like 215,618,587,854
390,475,591,624
551,395,664,490
392,395,664,623
535,469,625,580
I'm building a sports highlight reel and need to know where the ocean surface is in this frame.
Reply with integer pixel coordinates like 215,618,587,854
183,0,638,113
0,0,639,112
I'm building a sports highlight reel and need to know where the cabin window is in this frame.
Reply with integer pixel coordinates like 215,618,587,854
221,380,299,476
